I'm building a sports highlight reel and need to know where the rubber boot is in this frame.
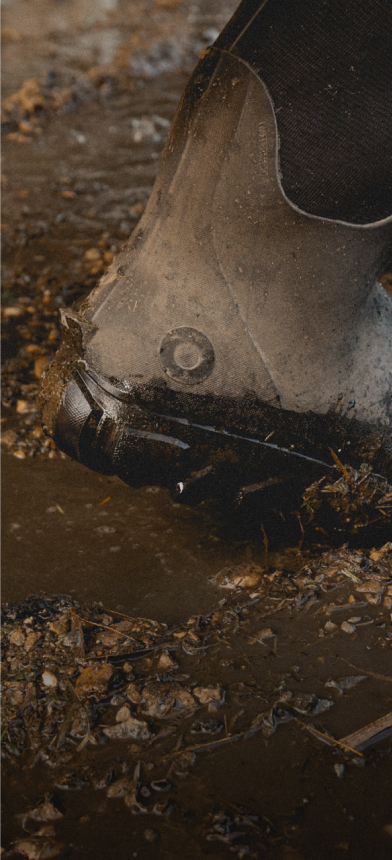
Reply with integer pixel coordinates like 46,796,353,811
41,0,392,500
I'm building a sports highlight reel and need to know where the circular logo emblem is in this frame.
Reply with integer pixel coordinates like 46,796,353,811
159,327,215,384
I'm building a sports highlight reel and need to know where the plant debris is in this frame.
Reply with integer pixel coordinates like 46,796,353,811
339,711,392,751
302,464,392,537
2,543,391,779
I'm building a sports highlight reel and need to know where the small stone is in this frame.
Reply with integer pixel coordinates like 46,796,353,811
28,799,63,822
355,579,385,594
334,764,345,778
9,629,25,647
215,563,264,590
42,670,58,688
144,829,158,842
70,709,89,738
257,627,274,640
366,593,381,605
34,355,49,379
75,663,113,696
324,621,338,632
3,306,24,318
11,839,62,859
341,621,356,634
25,631,42,652
95,629,120,647
193,685,223,705
156,651,177,672
19,120,33,133
142,683,195,718
107,777,130,798
1,429,18,448
84,247,101,262
16,399,30,413
48,617,69,636
6,686,24,706
125,683,144,704
116,704,131,722
13,449,26,460
103,717,150,741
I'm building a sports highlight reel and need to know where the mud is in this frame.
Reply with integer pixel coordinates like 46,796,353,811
2,1,392,859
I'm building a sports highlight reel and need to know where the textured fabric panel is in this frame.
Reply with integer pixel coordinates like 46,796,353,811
216,0,392,224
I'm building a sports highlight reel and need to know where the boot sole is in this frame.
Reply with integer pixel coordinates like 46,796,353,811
40,314,392,503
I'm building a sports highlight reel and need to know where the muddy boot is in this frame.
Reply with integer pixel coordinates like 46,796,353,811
41,0,392,502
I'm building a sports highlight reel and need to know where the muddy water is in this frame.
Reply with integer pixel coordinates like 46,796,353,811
2,452,279,618
2,1,392,859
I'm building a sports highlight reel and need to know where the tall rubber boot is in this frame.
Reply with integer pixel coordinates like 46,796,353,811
41,0,392,500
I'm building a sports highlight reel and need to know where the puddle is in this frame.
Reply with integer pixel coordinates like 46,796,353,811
2,453,281,618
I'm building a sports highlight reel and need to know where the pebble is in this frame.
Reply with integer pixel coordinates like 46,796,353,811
144,829,158,842
42,670,58,687
355,580,385,594
28,799,63,822
366,593,381,605
34,355,49,379
125,683,144,704
84,247,101,262
216,564,264,590
107,777,130,798
340,621,356,634
1,429,18,448
16,399,30,413
75,663,113,696
9,628,25,647
3,305,24,318
25,631,42,652
334,764,345,778
193,685,223,705
103,717,150,741
11,839,63,859
324,621,338,632
156,651,177,672
116,704,131,722
6,687,24,706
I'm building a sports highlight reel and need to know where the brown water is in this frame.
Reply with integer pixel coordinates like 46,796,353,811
2,1,392,858
2,453,277,618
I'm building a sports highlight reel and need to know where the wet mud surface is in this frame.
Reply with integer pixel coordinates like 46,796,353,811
2,1,392,858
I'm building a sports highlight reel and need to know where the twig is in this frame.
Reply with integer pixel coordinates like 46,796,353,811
294,718,364,756
100,607,163,627
329,449,351,481
73,613,136,643
337,657,392,684
339,712,392,750
161,731,246,759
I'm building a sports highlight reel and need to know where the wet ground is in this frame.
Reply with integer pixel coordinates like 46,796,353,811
2,1,392,858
